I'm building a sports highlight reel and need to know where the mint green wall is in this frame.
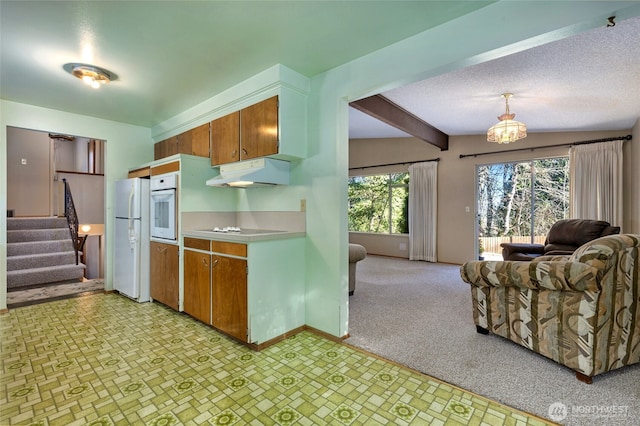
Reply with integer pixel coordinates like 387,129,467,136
0,100,152,310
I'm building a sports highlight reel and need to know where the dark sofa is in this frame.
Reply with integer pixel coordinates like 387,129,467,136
500,218,620,261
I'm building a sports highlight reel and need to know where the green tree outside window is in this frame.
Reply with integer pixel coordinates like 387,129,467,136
349,173,409,234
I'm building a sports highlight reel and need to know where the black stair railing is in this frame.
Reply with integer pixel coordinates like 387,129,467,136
62,178,80,265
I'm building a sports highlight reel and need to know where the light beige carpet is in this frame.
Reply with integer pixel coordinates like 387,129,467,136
346,255,640,426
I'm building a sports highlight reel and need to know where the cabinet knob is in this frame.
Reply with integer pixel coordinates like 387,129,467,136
242,148,248,156
231,150,237,157
212,259,219,268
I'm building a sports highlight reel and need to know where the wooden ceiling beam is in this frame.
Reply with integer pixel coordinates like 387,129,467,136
350,94,448,151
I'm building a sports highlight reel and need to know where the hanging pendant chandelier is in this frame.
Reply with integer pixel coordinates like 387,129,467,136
487,93,527,144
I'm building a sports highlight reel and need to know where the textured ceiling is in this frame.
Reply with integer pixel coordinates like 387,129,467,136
350,15,640,139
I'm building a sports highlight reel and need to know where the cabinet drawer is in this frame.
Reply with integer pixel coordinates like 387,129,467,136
151,160,180,176
128,166,150,178
211,241,247,257
184,237,211,251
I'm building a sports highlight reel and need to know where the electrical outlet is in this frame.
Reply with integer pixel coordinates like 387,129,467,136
300,199,306,212
21,158,27,165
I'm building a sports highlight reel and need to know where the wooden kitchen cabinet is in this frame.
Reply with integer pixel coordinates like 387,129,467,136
155,123,210,161
183,247,211,324
177,122,210,158
154,137,178,160
180,233,305,348
210,96,278,166
241,96,278,160
127,166,150,178
181,238,249,342
210,111,240,166
212,253,248,342
150,241,179,310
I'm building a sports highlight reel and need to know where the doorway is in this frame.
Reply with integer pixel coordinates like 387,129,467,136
6,127,106,306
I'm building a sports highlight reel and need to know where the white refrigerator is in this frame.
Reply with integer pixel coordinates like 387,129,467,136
114,177,150,302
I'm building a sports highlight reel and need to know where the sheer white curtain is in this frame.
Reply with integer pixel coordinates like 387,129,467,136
408,161,437,262
569,140,624,227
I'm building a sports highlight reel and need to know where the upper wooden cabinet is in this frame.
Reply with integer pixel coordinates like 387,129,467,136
241,96,279,160
154,123,211,161
210,96,279,166
156,81,308,165
154,137,178,160
177,122,210,157
210,111,240,165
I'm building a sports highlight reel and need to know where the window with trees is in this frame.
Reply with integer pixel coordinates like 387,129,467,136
348,173,409,234
476,157,569,258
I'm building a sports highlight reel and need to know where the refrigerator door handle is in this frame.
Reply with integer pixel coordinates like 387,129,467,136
128,183,136,247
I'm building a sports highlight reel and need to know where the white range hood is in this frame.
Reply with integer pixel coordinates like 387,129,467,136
206,158,290,188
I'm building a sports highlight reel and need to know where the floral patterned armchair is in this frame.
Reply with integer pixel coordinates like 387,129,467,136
460,234,640,383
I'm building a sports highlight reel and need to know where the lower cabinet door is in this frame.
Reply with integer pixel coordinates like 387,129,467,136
183,249,211,324
211,255,248,342
150,242,179,310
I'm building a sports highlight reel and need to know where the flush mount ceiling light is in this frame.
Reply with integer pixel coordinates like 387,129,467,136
63,63,116,89
486,93,527,144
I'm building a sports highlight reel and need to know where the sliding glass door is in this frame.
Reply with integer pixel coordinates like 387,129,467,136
476,157,569,259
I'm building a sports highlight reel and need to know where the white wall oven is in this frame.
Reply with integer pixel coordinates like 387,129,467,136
150,172,177,242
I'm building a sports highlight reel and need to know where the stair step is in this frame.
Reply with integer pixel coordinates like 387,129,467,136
7,217,68,230
7,264,85,289
6,216,85,288
7,228,70,243
7,251,80,271
8,240,75,256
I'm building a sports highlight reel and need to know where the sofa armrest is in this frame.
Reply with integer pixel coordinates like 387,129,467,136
500,242,544,260
460,260,600,292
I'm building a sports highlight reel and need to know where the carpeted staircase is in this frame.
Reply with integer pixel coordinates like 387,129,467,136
7,217,85,289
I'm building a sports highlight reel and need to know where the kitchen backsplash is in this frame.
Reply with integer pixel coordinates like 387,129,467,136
182,211,305,232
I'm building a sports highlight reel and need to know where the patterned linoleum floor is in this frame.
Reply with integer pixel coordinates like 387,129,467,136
0,294,555,426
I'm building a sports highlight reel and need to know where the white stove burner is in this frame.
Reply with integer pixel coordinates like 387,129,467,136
212,226,241,233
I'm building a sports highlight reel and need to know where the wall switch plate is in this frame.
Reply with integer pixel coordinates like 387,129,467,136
465,206,470,212
21,158,27,165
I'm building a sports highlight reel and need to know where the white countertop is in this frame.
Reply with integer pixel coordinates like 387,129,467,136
182,229,305,243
